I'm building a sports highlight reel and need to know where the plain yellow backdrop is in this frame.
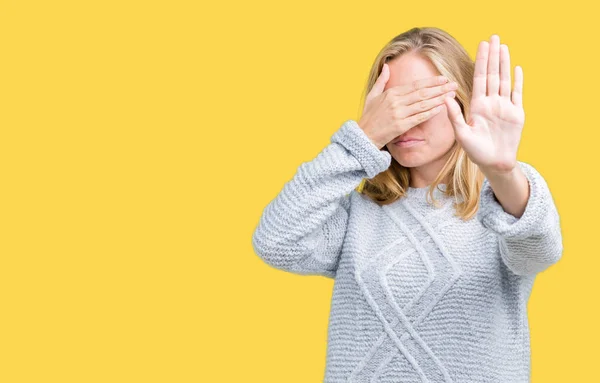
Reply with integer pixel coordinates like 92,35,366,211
0,0,597,382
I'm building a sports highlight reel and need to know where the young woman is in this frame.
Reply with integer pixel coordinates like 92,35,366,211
251,27,563,383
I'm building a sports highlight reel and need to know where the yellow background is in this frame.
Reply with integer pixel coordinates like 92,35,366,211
0,0,596,382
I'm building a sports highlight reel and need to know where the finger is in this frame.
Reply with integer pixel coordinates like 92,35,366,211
366,63,390,103
444,95,469,137
499,44,511,98
473,40,489,98
405,103,446,128
389,74,449,97
403,90,456,119
402,80,458,106
487,34,500,96
511,65,523,108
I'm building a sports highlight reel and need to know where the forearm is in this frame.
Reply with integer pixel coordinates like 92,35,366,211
251,119,392,278
481,164,530,218
476,161,564,276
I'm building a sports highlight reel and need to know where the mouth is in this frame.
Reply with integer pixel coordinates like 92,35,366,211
392,136,424,144
393,139,425,147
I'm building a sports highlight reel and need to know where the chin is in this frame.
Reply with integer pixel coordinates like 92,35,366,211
388,150,430,168
395,158,429,168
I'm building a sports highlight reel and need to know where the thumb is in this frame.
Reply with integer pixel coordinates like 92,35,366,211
366,63,390,103
444,95,469,136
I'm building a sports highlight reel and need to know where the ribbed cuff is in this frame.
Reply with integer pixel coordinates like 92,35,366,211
476,161,553,239
330,120,392,178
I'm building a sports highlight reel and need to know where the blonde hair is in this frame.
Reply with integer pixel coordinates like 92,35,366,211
357,26,484,220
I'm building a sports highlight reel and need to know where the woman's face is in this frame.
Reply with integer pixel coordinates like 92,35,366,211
383,52,457,180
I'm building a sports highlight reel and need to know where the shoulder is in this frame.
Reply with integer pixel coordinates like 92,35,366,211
347,189,387,214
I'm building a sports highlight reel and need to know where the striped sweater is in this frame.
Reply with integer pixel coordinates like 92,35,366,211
251,119,563,382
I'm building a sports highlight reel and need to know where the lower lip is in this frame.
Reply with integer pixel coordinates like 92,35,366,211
394,140,424,147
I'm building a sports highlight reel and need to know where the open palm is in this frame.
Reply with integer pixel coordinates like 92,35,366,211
445,35,525,174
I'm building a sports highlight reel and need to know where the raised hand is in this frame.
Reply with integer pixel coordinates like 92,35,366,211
444,34,525,176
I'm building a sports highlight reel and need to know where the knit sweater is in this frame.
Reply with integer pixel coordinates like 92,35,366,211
251,119,563,383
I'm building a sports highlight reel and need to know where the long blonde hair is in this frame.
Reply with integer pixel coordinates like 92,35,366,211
358,26,484,220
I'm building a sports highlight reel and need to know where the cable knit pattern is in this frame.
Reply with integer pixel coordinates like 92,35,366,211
251,119,564,382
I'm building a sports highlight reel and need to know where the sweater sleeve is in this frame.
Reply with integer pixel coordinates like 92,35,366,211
476,160,564,276
251,119,392,278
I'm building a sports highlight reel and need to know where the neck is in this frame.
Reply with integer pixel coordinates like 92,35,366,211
407,147,454,188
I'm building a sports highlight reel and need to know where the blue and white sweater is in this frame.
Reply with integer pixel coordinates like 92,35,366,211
251,119,563,383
